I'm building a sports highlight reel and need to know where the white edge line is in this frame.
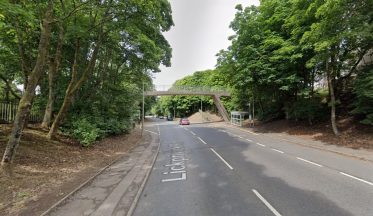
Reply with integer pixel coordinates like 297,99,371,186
197,137,207,145
296,157,323,167
256,142,266,147
210,148,234,170
339,172,373,186
144,129,159,135
252,189,282,216
271,148,284,154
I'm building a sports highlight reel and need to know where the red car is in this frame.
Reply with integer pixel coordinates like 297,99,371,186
179,118,190,125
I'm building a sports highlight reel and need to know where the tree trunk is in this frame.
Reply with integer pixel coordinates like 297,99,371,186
42,24,64,128
14,19,30,90
1,1,54,171
326,58,339,135
47,36,101,139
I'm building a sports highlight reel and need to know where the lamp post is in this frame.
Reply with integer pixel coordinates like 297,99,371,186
141,82,144,136
200,96,203,122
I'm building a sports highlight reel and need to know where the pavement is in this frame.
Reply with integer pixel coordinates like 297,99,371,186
45,123,160,216
133,119,373,216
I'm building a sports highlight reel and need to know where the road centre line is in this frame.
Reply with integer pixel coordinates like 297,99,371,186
246,139,253,142
252,189,282,216
210,148,234,170
271,148,284,154
296,157,323,167
339,172,373,186
256,142,266,147
197,137,207,145
190,131,196,136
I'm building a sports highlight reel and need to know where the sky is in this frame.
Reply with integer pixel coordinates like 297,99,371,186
153,0,260,86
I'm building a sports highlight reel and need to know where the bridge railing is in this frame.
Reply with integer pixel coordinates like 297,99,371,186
152,85,229,94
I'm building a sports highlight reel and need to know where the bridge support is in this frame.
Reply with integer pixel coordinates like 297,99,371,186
212,95,229,122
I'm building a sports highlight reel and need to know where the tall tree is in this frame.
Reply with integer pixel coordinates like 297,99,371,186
1,1,54,171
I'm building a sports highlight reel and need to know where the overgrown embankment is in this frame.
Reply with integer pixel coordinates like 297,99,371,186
0,124,141,216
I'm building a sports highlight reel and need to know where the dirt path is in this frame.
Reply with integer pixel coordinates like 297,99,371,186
0,125,142,216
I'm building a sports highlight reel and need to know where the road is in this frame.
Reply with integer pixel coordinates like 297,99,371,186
133,118,373,216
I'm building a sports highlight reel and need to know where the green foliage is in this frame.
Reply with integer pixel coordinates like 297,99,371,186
71,118,100,147
152,69,229,117
284,97,328,124
0,0,174,145
216,0,373,126
351,67,373,125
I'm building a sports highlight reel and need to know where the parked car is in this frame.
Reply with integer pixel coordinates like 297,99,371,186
159,116,164,119
167,116,173,121
179,118,190,125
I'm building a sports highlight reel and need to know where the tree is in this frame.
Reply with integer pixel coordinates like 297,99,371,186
1,1,54,172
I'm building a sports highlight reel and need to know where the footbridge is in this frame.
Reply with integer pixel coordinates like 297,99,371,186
145,85,231,122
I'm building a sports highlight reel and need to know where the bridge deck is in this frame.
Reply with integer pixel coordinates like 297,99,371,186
144,91,230,97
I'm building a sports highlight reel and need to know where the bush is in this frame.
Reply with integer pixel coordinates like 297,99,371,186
64,116,134,146
284,97,328,124
96,118,132,136
351,67,373,125
257,102,284,122
71,118,101,147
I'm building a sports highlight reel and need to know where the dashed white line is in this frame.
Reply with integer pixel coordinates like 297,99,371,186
271,148,284,154
190,131,196,136
238,136,243,139
246,139,253,142
197,137,207,145
252,189,282,216
256,142,266,147
296,157,323,167
210,148,234,170
339,172,373,186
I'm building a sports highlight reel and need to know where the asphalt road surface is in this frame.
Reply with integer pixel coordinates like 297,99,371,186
133,118,373,216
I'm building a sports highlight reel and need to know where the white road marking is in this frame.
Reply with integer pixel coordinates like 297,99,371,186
238,136,243,139
197,137,207,145
339,172,373,186
252,189,282,216
296,157,323,167
226,132,239,138
161,173,187,182
271,148,284,154
190,131,196,136
163,170,186,175
210,148,234,170
256,142,266,147
144,129,159,135
246,139,253,142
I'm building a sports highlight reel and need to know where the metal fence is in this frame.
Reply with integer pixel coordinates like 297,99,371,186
0,101,43,123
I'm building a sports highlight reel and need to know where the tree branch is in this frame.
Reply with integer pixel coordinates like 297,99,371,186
340,48,369,80
0,74,21,100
